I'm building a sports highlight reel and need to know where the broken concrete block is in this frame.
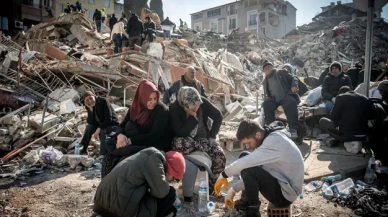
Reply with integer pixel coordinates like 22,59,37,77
147,42,163,60
224,102,245,122
23,150,40,165
0,127,9,136
59,99,77,115
70,24,103,48
1,115,21,126
44,87,80,112
0,143,11,151
344,141,362,154
28,113,60,132
81,157,94,168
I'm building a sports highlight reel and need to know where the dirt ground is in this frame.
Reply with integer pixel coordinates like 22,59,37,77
0,168,358,217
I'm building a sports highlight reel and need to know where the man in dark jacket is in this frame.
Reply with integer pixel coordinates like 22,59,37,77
93,9,102,33
163,66,207,105
108,13,117,31
143,16,156,42
81,91,118,155
320,86,371,142
283,63,308,96
93,148,185,217
262,61,300,140
161,17,175,40
321,61,353,114
358,67,382,86
127,13,143,48
346,63,363,88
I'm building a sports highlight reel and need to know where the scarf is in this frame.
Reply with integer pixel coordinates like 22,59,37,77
130,80,160,128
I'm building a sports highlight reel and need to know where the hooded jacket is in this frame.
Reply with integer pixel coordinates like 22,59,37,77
109,15,117,28
93,148,171,217
85,97,118,130
224,121,304,203
263,69,300,103
93,10,102,21
321,61,353,101
162,75,207,105
127,15,143,37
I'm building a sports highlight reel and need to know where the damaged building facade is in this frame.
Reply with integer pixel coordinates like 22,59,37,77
190,0,296,39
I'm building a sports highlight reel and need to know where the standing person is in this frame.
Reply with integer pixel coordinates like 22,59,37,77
262,61,300,140
93,148,185,217
169,87,226,193
101,8,106,24
127,13,143,48
161,17,174,40
75,1,82,12
102,80,172,177
179,18,183,28
320,86,371,144
93,9,102,33
111,18,129,53
183,22,188,29
163,66,207,105
214,120,304,217
81,91,118,155
109,14,117,31
143,16,156,42
346,63,363,88
321,61,353,113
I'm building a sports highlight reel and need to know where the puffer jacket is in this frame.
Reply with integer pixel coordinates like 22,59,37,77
93,148,170,217
321,72,353,101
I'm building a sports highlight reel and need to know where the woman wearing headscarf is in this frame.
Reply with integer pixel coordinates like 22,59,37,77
169,86,226,192
101,80,172,177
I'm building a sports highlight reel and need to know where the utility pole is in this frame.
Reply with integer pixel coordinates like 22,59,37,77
363,0,374,97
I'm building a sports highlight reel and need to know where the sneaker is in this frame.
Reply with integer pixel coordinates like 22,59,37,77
290,129,298,140
244,204,261,217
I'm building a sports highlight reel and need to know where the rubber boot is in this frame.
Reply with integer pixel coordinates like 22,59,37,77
244,204,261,217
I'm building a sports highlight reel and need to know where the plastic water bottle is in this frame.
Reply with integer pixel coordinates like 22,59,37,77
304,180,323,192
74,142,80,155
322,182,329,192
173,195,181,216
198,178,208,213
322,178,354,197
364,155,377,184
322,174,342,185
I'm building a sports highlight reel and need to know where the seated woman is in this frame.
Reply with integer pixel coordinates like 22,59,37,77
94,147,185,217
102,80,171,178
169,86,226,193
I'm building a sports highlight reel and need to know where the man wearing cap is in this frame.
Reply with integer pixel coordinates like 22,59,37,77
262,61,300,140
320,86,371,144
93,147,185,217
81,91,118,155
321,61,353,114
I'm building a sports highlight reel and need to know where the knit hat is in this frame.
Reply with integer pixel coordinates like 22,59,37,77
378,81,388,92
165,151,185,180
262,61,274,70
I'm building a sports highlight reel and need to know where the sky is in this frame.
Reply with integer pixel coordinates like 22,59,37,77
155,0,388,27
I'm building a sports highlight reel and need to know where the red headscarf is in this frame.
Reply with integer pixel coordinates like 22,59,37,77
130,80,160,128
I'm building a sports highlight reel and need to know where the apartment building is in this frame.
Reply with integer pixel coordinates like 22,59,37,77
0,0,55,35
190,0,297,39
55,0,117,19
113,1,124,19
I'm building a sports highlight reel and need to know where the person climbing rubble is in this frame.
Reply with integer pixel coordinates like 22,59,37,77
127,13,143,48
93,148,185,217
321,61,353,113
111,18,129,53
93,9,102,33
161,17,175,40
262,61,300,140
214,120,304,217
163,66,207,105
282,63,308,96
81,91,118,155
101,8,106,24
109,14,117,32
143,16,156,43
319,86,370,145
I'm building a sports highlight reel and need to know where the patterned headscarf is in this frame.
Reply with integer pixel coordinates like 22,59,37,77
177,87,202,110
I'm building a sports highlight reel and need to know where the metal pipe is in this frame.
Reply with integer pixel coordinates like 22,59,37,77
41,95,49,133
363,0,375,97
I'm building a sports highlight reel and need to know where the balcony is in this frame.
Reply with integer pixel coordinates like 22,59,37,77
228,9,237,15
21,4,42,18
21,3,54,22
248,20,257,26
229,25,237,29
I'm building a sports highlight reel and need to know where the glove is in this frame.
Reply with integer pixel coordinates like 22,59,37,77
225,188,236,209
214,174,228,196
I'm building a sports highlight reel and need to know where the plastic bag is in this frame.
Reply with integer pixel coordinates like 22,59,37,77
344,141,362,154
39,146,63,165
305,86,322,106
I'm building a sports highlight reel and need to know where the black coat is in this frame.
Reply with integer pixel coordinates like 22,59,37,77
109,16,117,29
263,69,300,103
116,102,172,152
161,18,174,26
162,76,207,105
144,21,156,34
86,97,118,130
127,15,143,37
358,69,383,85
318,67,330,86
169,97,222,139
321,72,353,101
330,91,371,136
93,10,102,21
345,68,361,88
